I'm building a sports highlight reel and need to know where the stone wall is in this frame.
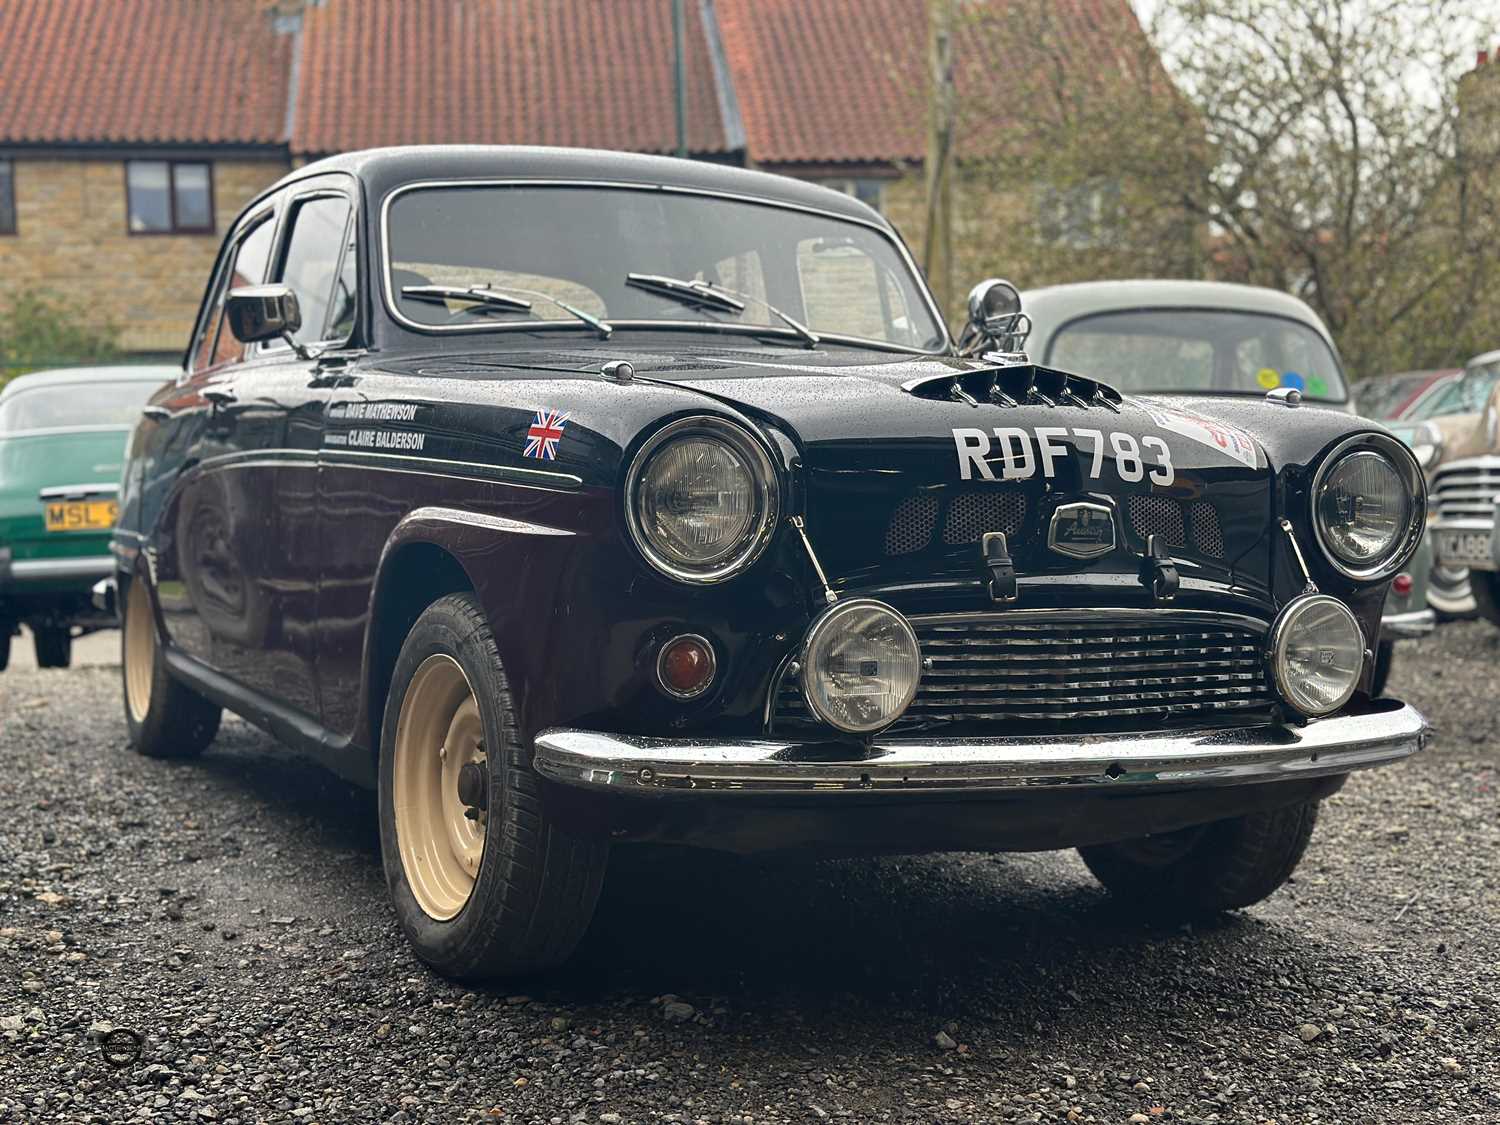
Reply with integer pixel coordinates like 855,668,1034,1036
0,158,289,354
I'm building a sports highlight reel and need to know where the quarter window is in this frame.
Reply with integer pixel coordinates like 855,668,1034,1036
0,159,14,234
127,160,214,234
272,194,355,346
191,216,276,371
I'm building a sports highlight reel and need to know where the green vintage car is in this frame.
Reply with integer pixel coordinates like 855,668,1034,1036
0,366,175,669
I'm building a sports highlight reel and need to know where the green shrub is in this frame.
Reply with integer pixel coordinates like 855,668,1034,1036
0,291,121,386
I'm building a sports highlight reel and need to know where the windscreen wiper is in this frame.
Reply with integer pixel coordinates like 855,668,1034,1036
401,283,612,338
625,272,820,348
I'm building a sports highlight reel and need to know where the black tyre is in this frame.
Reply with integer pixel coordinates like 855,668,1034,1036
121,577,221,758
1371,639,1394,697
1078,800,1319,915
378,592,608,980
0,623,11,672
34,627,72,669
1471,571,1500,629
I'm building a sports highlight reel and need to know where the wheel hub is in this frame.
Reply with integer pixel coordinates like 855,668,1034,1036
392,655,491,921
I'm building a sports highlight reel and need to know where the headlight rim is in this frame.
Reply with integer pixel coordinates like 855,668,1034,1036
1267,592,1365,718
623,413,781,586
798,597,921,735
1310,432,1426,582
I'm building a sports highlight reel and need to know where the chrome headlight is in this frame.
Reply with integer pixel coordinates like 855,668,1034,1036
625,416,780,584
1311,434,1425,580
1268,594,1364,717
800,599,921,734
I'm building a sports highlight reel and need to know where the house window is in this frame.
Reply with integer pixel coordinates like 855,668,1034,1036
0,160,15,234
126,160,214,234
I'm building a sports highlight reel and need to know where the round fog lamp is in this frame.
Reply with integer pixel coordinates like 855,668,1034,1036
1269,595,1364,717
800,600,921,734
657,634,716,699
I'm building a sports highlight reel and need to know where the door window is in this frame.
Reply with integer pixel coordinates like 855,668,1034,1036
272,194,354,347
191,216,276,372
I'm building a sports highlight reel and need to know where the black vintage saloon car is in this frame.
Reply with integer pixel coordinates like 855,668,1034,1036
112,147,1429,979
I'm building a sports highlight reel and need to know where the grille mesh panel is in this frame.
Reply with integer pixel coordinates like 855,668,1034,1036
942,491,1027,544
1127,495,1186,547
775,614,1273,732
884,494,939,555
1189,502,1225,557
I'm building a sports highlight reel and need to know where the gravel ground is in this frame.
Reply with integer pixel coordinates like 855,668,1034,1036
0,623,1495,1124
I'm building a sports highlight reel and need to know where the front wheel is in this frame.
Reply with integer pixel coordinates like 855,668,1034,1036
34,626,72,669
1079,800,1319,916
122,577,222,758
378,592,608,980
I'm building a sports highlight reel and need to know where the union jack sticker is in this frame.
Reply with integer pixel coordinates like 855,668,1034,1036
524,408,570,461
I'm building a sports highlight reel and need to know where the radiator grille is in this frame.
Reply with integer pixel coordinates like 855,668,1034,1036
884,494,939,555
1432,457,1500,525
774,613,1273,733
1189,502,1225,557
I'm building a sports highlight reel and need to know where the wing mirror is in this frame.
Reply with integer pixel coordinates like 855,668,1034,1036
961,278,1031,358
226,285,305,352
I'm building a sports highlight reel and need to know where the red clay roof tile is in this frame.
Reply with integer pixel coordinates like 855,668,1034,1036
0,0,291,147
292,0,728,157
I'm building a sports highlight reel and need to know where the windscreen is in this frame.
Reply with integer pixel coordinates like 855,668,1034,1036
1046,309,1348,402
0,380,159,432
385,184,945,351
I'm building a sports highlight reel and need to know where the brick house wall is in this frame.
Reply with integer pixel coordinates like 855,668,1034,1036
0,156,289,355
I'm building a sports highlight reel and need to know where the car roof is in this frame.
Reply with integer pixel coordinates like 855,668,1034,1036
0,365,177,396
1466,348,1500,368
257,145,887,229
1019,279,1335,355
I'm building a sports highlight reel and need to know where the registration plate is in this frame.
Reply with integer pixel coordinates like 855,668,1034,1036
1434,529,1492,567
43,499,118,532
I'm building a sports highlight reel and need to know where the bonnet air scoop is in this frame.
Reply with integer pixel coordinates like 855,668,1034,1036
901,363,1123,413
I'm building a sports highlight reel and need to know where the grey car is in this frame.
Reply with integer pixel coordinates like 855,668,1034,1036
1020,280,1434,694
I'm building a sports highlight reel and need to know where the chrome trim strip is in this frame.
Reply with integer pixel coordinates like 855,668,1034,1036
38,482,120,500
533,701,1429,795
906,607,1270,633
1380,608,1436,640
4,556,115,585
378,178,951,353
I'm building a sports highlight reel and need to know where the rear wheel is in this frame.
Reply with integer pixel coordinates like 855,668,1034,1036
378,592,608,979
122,577,221,758
33,626,72,669
1079,800,1319,916
0,622,11,672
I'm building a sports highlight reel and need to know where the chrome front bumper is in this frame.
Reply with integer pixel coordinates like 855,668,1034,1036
1381,608,1436,640
0,553,115,590
534,701,1430,796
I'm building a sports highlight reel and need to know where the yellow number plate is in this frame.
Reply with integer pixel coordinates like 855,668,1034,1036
44,499,118,532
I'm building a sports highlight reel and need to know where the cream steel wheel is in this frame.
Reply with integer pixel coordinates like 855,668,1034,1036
392,654,489,921
124,581,156,723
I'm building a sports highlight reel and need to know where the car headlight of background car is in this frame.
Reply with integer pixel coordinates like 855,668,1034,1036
625,415,780,584
1310,433,1426,580
1268,594,1364,716
800,599,921,734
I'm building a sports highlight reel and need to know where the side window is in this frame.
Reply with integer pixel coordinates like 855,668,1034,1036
273,194,353,346
190,216,276,372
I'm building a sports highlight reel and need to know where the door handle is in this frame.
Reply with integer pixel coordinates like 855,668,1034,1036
202,388,237,408
141,405,170,423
